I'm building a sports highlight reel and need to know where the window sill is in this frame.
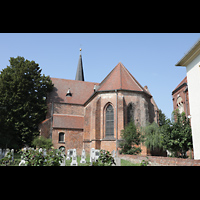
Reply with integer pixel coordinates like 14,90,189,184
58,141,65,144
102,136,116,141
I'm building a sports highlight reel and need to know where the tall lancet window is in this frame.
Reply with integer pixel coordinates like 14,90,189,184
105,104,114,137
127,103,134,124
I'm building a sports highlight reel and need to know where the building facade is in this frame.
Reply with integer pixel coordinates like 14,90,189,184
172,76,190,117
39,53,159,155
176,39,200,160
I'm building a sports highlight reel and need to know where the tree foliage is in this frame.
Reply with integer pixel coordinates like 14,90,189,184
18,147,63,166
143,121,163,150
32,136,53,149
161,109,192,158
93,150,116,166
141,109,193,158
158,109,168,126
0,56,54,149
119,121,144,155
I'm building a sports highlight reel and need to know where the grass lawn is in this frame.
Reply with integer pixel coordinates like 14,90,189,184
121,159,140,166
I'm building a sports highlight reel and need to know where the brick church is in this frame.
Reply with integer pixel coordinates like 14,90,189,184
172,76,190,117
39,50,159,155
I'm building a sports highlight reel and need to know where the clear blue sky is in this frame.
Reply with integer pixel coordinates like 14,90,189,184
1,33,200,119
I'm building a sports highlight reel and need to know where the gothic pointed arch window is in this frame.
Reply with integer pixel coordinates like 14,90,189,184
127,102,134,124
105,104,114,137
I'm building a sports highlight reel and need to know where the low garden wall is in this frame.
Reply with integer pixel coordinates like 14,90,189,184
119,154,200,166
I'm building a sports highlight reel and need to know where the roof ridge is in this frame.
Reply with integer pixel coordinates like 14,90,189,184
97,62,146,92
120,62,122,89
172,76,187,94
51,77,99,85
97,64,119,90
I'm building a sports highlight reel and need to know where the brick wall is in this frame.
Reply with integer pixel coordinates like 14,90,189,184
83,90,156,155
54,103,84,116
119,154,200,166
52,129,83,155
172,82,190,117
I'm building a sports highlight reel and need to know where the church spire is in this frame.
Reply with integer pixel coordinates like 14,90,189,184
75,48,84,81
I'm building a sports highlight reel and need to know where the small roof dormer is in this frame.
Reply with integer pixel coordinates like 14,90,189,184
66,88,72,97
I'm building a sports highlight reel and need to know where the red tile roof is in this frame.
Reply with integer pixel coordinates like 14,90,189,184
172,76,187,94
53,114,84,129
48,78,99,105
97,62,145,92
48,62,150,106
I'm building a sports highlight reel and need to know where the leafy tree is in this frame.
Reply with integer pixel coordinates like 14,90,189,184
158,109,168,126
119,121,144,155
143,121,163,151
32,136,53,149
161,109,192,158
0,56,54,149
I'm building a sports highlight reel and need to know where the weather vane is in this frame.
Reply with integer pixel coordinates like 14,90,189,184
80,44,82,55
79,46,82,55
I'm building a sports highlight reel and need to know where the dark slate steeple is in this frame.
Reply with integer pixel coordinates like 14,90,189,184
75,48,84,81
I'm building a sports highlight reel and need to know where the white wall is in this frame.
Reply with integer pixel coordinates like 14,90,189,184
186,53,200,159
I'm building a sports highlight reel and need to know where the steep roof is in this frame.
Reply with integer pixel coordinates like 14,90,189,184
97,62,146,92
53,114,84,129
75,54,84,81
172,76,187,95
48,78,99,105
48,62,151,106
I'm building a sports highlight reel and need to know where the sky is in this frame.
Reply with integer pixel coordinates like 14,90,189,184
0,33,200,119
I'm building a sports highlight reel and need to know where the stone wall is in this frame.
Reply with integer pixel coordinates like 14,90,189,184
119,154,200,166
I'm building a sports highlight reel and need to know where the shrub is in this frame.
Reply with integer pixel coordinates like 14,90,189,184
18,147,63,166
93,150,116,166
119,121,144,155
0,151,13,166
32,136,53,149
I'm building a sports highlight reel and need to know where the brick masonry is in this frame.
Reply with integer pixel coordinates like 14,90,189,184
39,62,159,156
119,154,200,166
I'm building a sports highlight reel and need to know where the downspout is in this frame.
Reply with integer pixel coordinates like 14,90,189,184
50,102,54,139
184,87,188,117
115,89,118,157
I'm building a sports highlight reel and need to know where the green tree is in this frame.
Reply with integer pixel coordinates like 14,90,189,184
119,121,144,155
143,121,163,151
0,56,54,149
158,109,168,126
161,109,192,158
32,136,53,149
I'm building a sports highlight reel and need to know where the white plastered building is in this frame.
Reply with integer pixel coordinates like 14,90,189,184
176,39,200,160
